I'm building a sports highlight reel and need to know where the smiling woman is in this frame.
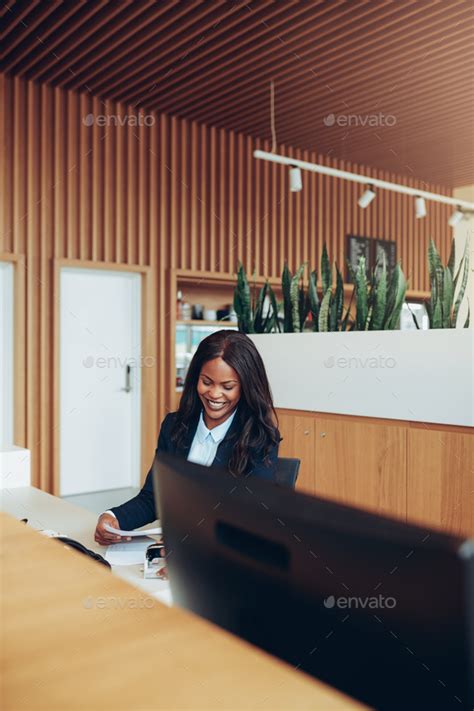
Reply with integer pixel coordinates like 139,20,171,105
94,330,281,543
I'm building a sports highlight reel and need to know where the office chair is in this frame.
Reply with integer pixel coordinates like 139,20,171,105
275,457,300,488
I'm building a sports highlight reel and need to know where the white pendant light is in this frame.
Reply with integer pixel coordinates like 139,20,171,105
448,208,463,227
415,196,427,219
289,165,302,192
358,185,376,208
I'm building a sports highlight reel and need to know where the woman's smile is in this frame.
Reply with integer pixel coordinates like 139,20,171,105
197,357,241,428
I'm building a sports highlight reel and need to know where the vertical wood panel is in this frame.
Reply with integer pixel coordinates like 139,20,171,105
1,72,454,492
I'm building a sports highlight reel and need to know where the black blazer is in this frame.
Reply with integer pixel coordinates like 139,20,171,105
110,410,279,530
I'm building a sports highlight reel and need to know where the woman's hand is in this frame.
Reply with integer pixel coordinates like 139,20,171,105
94,513,130,546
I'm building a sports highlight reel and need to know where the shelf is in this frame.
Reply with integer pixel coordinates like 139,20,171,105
173,268,281,289
176,319,238,327
172,269,429,304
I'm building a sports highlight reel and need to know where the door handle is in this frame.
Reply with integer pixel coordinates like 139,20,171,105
123,364,132,393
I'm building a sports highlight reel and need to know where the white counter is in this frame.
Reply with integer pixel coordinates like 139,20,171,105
251,329,473,427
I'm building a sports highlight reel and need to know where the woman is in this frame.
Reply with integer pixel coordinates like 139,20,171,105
94,330,280,545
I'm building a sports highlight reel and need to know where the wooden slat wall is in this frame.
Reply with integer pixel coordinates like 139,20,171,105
0,72,452,492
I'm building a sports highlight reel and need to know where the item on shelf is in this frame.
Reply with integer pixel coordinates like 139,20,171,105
181,300,192,320
176,290,183,319
216,307,230,322
229,307,238,323
192,304,203,320
203,308,217,321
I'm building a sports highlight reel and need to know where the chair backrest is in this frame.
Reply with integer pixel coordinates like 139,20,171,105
275,457,300,488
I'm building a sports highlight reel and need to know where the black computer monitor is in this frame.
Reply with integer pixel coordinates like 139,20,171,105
154,452,474,711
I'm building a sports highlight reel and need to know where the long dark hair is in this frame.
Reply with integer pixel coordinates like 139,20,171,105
171,330,280,476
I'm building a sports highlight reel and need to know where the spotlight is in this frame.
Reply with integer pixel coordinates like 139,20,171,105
448,208,463,227
358,185,376,208
415,196,427,219
289,165,302,192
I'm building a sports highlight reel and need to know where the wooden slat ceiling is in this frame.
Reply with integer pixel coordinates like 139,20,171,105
1,0,473,187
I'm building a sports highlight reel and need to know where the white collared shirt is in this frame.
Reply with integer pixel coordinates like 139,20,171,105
104,409,237,520
187,408,237,467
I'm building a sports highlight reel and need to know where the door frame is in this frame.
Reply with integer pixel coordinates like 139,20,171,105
53,258,155,496
0,253,26,446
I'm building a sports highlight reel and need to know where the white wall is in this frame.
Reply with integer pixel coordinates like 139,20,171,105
453,184,474,328
0,262,14,447
250,331,474,427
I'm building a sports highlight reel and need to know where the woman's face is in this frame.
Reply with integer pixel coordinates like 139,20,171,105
197,357,241,427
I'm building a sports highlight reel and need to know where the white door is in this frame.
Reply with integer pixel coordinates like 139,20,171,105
59,268,141,496
0,261,14,447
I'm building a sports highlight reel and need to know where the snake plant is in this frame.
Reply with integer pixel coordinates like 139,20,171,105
233,263,279,334
282,262,309,332
282,247,348,332
424,238,470,328
349,254,407,330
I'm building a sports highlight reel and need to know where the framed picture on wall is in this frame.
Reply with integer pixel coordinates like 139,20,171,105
374,238,397,276
345,235,372,281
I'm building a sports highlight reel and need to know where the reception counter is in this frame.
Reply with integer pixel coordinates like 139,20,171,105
250,331,474,538
1,511,367,711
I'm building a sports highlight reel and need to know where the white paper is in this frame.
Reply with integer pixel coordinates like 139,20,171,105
104,523,162,537
105,540,152,566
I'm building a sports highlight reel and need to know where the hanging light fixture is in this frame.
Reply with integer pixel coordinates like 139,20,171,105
289,165,302,192
358,185,376,208
415,196,427,219
448,207,463,227
253,150,474,213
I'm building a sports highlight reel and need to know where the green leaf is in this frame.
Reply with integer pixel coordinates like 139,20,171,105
447,238,456,277
370,255,387,330
308,270,319,332
384,264,407,330
335,264,344,322
298,285,309,330
282,262,293,333
321,245,332,294
428,239,443,306
355,257,368,330
453,242,470,326
290,263,306,332
463,300,470,328
318,288,332,332
235,262,254,333
253,282,268,333
431,297,442,329
268,285,281,333
441,267,454,327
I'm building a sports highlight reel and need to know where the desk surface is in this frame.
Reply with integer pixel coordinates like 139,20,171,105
0,485,172,605
1,511,367,710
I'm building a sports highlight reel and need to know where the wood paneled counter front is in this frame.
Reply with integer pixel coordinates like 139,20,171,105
277,409,474,539
0,513,366,711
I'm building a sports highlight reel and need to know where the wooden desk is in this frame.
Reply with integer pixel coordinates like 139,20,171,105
1,513,367,710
